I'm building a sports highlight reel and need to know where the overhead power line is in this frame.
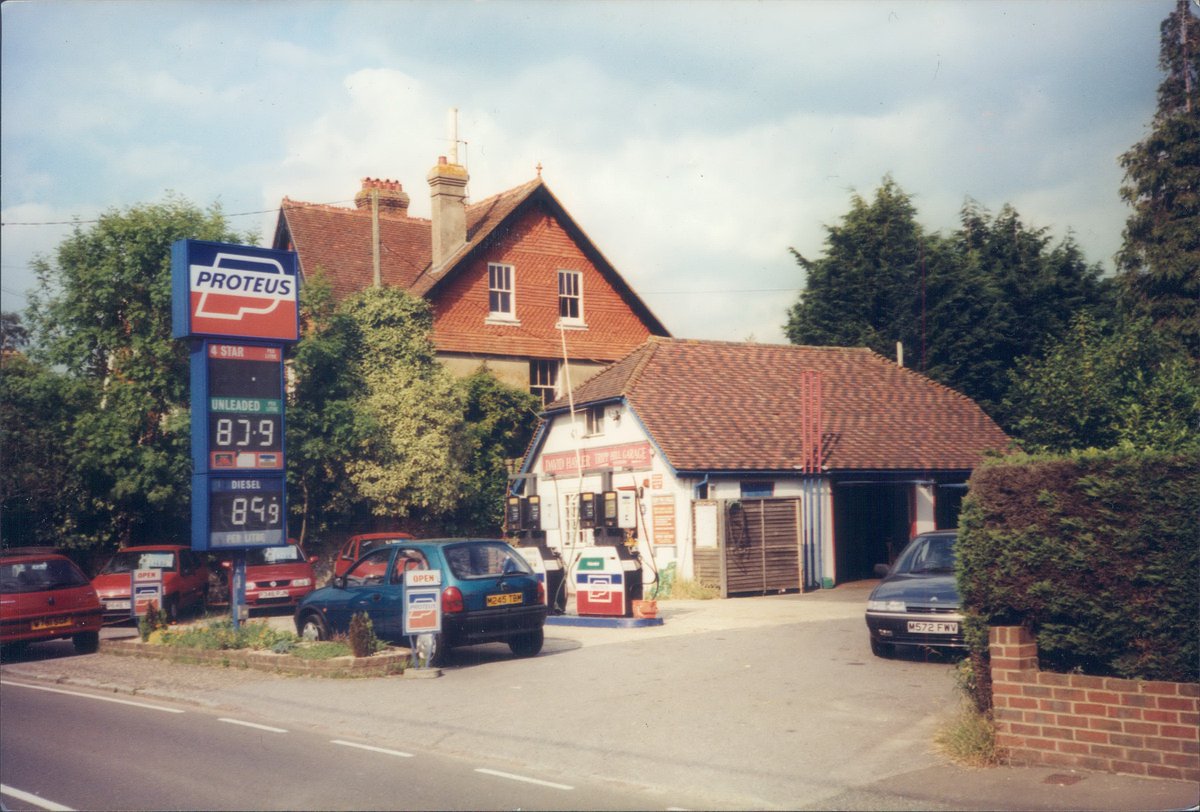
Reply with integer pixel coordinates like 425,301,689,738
0,199,356,228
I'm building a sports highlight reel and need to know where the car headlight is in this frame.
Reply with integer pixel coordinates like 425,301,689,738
867,599,907,612
293,578,312,588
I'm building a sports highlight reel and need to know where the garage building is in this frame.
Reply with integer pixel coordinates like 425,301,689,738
517,338,1009,594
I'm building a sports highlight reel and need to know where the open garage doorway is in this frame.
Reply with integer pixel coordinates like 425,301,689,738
833,483,910,582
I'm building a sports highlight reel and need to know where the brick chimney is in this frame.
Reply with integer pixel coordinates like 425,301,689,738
426,156,468,273
354,178,410,215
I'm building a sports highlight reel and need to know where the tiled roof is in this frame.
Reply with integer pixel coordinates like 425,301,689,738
547,338,1010,473
275,178,668,337
276,181,540,301
277,198,431,301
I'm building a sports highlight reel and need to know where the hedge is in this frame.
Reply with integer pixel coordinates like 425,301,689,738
958,447,1199,685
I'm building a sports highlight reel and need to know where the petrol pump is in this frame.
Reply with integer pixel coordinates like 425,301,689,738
574,487,643,618
507,491,566,614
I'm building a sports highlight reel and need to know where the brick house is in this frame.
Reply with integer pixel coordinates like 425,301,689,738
272,158,670,403
517,338,1010,593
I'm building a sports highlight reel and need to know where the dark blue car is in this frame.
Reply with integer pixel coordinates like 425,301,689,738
864,530,964,657
295,538,547,666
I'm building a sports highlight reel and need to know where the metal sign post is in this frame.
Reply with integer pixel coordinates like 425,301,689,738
230,550,247,632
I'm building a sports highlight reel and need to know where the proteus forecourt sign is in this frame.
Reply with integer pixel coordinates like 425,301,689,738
172,239,299,554
172,240,299,343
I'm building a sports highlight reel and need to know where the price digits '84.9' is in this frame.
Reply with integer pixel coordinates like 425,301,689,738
229,494,281,527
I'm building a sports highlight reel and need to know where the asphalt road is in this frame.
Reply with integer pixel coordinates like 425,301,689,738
3,588,968,810
4,589,1197,811
0,679,696,811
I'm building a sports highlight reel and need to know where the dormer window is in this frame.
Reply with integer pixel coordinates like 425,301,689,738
557,270,584,327
488,263,517,323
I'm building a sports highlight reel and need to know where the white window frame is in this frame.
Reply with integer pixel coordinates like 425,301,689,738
585,405,605,437
556,269,585,328
530,360,560,405
487,263,518,324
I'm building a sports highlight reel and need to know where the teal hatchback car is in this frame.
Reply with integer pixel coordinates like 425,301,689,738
294,538,547,666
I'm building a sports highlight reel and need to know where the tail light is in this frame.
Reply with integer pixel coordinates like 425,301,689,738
537,581,546,605
442,586,464,614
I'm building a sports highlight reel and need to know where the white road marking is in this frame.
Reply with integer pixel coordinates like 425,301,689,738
331,739,414,758
0,783,74,811
1,681,184,713
474,768,573,791
217,717,288,733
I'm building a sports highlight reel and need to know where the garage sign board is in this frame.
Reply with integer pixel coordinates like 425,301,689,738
172,240,299,343
172,239,299,553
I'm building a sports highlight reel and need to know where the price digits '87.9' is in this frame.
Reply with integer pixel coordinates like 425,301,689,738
212,415,279,450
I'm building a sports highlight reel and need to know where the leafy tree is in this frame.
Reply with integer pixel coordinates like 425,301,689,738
927,202,1110,421
1117,0,1200,356
786,182,1110,425
786,176,925,356
452,370,540,534
23,197,250,549
1,312,30,352
341,287,469,520
0,352,94,548
1004,313,1200,453
286,273,370,542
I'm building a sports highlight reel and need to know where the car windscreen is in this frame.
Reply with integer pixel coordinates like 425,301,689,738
442,543,532,580
893,535,956,575
360,538,406,556
1,559,90,593
246,545,304,566
100,550,178,574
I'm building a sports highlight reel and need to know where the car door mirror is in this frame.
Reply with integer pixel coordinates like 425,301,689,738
873,563,891,578
333,575,346,589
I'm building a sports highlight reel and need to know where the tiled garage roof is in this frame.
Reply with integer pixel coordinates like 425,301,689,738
547,338,1010,473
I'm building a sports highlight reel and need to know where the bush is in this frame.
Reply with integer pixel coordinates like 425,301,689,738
138,603,170,641
959,447,1199,687
347,612,380,657
157,619,299,652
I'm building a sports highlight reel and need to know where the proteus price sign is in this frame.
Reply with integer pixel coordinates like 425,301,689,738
207,477,285,548
206,343,283,471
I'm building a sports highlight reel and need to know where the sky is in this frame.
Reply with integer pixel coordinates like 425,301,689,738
0,0,1170,344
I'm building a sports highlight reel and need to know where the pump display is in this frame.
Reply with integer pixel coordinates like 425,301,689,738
507,493,566,613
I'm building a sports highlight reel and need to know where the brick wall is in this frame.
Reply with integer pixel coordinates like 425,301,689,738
989,626,1199,782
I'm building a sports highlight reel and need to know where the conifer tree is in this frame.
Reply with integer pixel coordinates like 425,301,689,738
1117,0,1200,357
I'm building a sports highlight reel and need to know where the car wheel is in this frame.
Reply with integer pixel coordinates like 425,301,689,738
507,628,544,658
870,637,893,658
73,631,100,654
298,612,329,641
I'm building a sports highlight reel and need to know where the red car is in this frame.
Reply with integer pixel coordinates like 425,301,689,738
333,532,415,577
1,549,103,654
92,545,210,623
231,541,318,610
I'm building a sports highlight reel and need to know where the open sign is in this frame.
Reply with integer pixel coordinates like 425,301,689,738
404,570,442,588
